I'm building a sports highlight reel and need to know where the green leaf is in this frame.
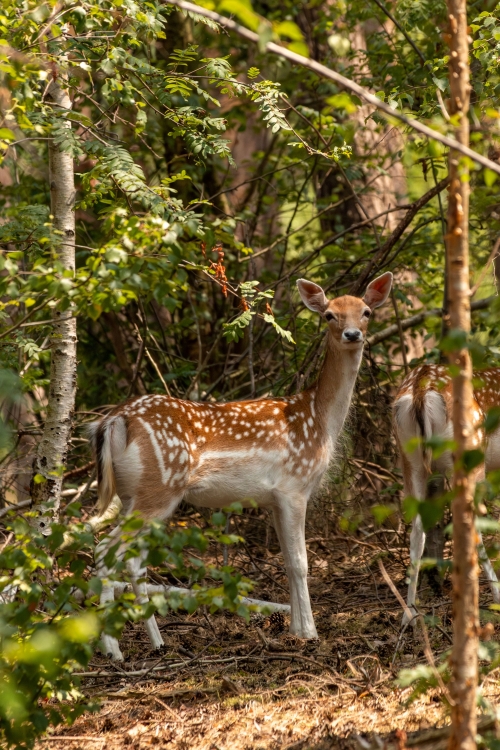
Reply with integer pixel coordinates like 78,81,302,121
218,0,260,31
402,496,419,523
484,407,500,434
484,168,498,187
432,76,447,92
288,41,309,58
462,449,484,473
326,93,357,114
257,20,273,52
419,499,447,531
275,21,304,41
263,313,295,343
327,34,351,56
372,504,396,525
0,128,15,142
211,511,226,527
440,328,467,353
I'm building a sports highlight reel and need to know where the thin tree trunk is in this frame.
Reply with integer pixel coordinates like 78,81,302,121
446,3,478,749
30,76,77,518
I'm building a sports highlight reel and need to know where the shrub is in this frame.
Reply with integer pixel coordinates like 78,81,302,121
0,502,251,749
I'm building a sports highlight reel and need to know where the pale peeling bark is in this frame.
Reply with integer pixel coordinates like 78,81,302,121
30,77,77,517
446,4,478,749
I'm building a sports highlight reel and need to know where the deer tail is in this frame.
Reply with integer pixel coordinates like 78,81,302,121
87,416,127,515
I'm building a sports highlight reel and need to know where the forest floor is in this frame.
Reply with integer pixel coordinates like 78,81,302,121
36,505,500,750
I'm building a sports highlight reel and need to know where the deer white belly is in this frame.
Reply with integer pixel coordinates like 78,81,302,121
184,444,329,508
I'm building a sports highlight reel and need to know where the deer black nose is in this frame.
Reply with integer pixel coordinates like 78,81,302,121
342,328,362,343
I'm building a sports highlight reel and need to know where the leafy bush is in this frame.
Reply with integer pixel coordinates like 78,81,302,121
0,503,252,749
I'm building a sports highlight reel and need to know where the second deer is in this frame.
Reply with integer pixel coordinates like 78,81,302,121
394,363,500,624
87,272,393,660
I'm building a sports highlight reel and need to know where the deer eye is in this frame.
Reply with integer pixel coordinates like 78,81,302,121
325,312,336,322
362,309,371,318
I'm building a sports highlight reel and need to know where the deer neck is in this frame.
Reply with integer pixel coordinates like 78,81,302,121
314,334,363,444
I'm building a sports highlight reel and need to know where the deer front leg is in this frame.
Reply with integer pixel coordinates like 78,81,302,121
404,514,426,627
272,496,317,639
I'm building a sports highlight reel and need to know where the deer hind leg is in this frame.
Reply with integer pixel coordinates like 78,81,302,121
125,490,184,653
401,453,428,627
404,515,426,627
126,551,164,650
95,523,166,659
472,464,500,603
95,524,125,661
272,495,317,639
477,532,500,603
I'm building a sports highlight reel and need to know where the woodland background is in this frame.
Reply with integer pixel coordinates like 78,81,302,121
2,0,500,747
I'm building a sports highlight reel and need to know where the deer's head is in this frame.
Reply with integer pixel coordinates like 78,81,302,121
297,273,393,350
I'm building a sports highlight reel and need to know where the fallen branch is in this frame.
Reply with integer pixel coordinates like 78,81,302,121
61,480,97,498
70,577,290,612
74,652,354,684
378,560,451,703
114,581,291,612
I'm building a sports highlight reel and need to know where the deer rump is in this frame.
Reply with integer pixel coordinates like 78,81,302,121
393,365,500,625
394,387,452,488
394,377,500,488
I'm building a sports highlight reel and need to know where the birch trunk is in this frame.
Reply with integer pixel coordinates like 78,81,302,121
30,77,77,518
446,3,478,749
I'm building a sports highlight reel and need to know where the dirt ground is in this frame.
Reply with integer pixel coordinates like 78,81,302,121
34,497,500,750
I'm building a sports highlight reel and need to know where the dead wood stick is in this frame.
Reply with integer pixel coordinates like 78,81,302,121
378,560,452,702
114,581,292,612
61,480,97,497
63,461,96,481
152,695,178,720
377,559,414,623
43,738,110,742
0,499,31,518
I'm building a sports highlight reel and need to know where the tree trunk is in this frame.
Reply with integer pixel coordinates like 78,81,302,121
446,3,478,749
30,76,77,518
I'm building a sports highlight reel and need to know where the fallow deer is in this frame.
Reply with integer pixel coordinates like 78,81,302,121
88,272,393,660
393,363,500,625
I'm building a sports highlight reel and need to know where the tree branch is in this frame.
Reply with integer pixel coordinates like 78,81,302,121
366,296,493,348
165,0,500,177
349,176,449,295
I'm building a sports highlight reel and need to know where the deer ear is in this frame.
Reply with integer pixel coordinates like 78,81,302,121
363,272,393,309
297,279,328,313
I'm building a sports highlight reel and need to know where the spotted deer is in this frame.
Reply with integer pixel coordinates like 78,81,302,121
393,363,500,625
88,272,393,660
